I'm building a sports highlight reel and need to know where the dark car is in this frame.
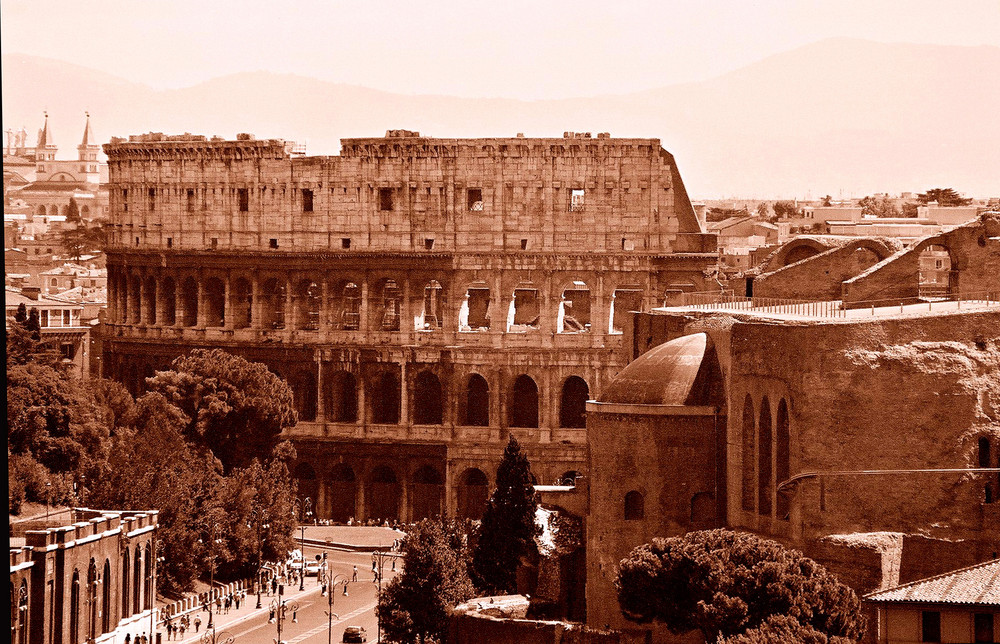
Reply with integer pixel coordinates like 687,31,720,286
342,626,367,643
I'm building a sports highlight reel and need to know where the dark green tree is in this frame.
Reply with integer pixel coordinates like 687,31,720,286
917,188,972,207
15,302,27,323
471,435,540,594
145,348,297,473
859,195,899,218
615,529,865,643
772,201,801,220
26,308,41,341
821,195,833,207
723,615,855,644
377,519,477,643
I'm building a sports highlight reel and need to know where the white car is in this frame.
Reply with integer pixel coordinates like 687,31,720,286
304,561,321,576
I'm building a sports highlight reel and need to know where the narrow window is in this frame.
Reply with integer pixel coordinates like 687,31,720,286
166,237,173,248
210,238,218,250
238,188,249,212
186,189,195,212
921,611,941,642
269,238,279,249
147,188,156,211
135,237,140,246
624,491,644,520
342,238,352,249
468,188,483,211
520,238,528,250
379,187,394,211
424,238,435,250
570,188,585,212
302,189,314,212
122,188,128,212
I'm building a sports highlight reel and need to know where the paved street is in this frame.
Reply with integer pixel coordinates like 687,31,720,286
170,537,400,644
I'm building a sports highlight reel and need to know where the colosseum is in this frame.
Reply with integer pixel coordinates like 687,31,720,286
100,129,717,524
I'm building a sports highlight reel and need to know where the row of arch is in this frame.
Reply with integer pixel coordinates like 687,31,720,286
33,203,92,217
107,268,646,336
284,368,589,430
741,395,792,521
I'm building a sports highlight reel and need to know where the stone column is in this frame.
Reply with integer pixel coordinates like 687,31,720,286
316,474,328,520
400,274,412,340
399,360,409,429
319,277,330,334
154,277,165,326
398,467,410,523
251,274,262,329
315,353,326,423
356,369,367,427
174,274,186,327
356,464,367,522
196,275,208,327
223,274,233,329
359,278,370,332
491,273,504,332
284,275,294,333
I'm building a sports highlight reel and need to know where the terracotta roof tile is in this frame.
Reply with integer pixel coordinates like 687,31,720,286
866,560,1000,606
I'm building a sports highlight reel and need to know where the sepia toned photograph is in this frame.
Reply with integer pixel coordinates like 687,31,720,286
5,2,999,643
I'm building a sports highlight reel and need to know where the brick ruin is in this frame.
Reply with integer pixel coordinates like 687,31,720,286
100,130,717,523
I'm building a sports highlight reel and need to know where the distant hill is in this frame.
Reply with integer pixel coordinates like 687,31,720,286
4,38,998,198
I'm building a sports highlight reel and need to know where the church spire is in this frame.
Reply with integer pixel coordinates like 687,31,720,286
78,111,99,162
81,111,95,147
36,111,57,161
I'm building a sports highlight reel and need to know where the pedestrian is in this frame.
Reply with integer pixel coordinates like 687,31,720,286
235,594,240,610
193,615,201,632
179,623,185,639
124,634,131,644
352,565,358,582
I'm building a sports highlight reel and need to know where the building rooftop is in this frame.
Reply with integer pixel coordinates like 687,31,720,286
866,559,1000,606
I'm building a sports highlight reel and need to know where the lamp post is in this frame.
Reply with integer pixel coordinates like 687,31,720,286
320,573,349,644
250,508,269,610
371,549,399,644
200,625,235,644
270,592,299,644
150,539,164,644
294,497,312,592
205,525,221,629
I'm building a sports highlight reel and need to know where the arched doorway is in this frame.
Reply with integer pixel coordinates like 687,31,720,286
411,465,445,520
509,375,539,428
457,468,489,519
326,371,358,423
371,371,400,424
328,463,357,523
918,244,953,298
413,371,443,425
366,466,400,522
462,374,490,426
559,376,589,428
294,462,318,504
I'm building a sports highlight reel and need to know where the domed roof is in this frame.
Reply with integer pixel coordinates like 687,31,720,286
601,332,723,406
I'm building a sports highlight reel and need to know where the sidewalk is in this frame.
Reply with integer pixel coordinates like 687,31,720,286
167,579,324,644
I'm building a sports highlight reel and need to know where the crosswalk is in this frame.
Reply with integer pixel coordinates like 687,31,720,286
284,601,375,644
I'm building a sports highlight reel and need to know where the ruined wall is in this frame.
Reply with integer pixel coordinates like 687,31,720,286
753,239,901,301
842,214,1000,306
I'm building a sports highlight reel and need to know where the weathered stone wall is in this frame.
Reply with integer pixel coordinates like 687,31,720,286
754,239,900,301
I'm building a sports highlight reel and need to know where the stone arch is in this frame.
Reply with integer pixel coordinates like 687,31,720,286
776,398,791,520
143,276,157,324
411,465,445,520
204,277,225,327
261,278,287,329
624,490,644,520
334,280,361,330
610,287,643,334
81,205,90,217
295,279,322,330
133,547,142,613
294,462,319,504
559,376,589,428
162,277,176,325
375,278,401,331
741,394,756,512
329,463,357,522
326,370,358,423
143,543,152,609
413,370,443,425
366,465,401,522
459,283,491,331
292,370,318,422
36,204,46,215
70,568,81,644
559,470,581,486
49,205,59,216
758,396,772,517
457,468,489,519
419,280,444,330
509,283,540,330
88,559,98,640
121,547,130,619
509,374,539,428
371,370,401,424
231,277,252,329
102,559,111,632
917,243,955,298
558,280,591,333
462,373,490,427
181,277,198,327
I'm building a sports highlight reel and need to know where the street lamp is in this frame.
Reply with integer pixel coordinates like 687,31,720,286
200,625,235,644
294,497,312,592
250,508,269,610
371,549,399,644
150,539,164,644
202,525,222,629
320,573,349,644
270,591,299,644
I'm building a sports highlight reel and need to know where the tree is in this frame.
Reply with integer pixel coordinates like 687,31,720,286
471,435,540,594
615,530,865,643
723,615,855,644
146,349,297,473
60,217,106,261
377,519,476,643
859,195,899,218
917,188,971,207
772,201,801,220
821,195,833,207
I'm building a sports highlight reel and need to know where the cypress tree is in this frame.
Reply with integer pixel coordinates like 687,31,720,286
471,435,540,594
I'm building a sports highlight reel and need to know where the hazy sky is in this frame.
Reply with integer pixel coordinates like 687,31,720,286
3,0,998,99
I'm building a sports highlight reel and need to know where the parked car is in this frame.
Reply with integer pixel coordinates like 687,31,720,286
342,626,367,643
304,560,321,576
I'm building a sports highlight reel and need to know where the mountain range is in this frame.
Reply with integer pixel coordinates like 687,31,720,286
3,38,999,199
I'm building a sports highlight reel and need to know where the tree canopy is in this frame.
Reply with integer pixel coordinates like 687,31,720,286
615,530,865,643
917,188,972,207
772,201,801,220
859,195,899,218
377,519,477,643
146,348,297,473
471,435,540,594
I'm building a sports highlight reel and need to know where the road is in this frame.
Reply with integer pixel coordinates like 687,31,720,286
198,546,398,644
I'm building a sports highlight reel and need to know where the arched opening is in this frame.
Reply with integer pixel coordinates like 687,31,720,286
88,560,98,641
462,374,490,426
457,468,489,519
294,462,318,505
133,547,142,613
162,277,176,325
371,371,401,424
366,466,400,522
293,370,318,422
509,285,540,331
128,275,141,323
776,399,791,520
143,276,157,324
329,463,357,523
262,278,286,329
559,470,580,486
741,395,756,512
81,205,90,217
509,375,539,428
459,285,491,331
419,280,443,330
624,491,644,520
17,579,29,644
181,277,198,327
411,465,445,520
70,569,80,644
231,278,252,329
326,370,358,423
49,205,59,216
758,397,772,517
144,544,152,609
204,277,225,327
783,244,821,266
102,559,111,633
559,376,589,428
558,282,591,333
610,288,643,334
378,279,401,331
336,281,361,330
296,279,321,330
413,371,443,425
36,204,46,215
918,244,954,298
121,548,130,618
